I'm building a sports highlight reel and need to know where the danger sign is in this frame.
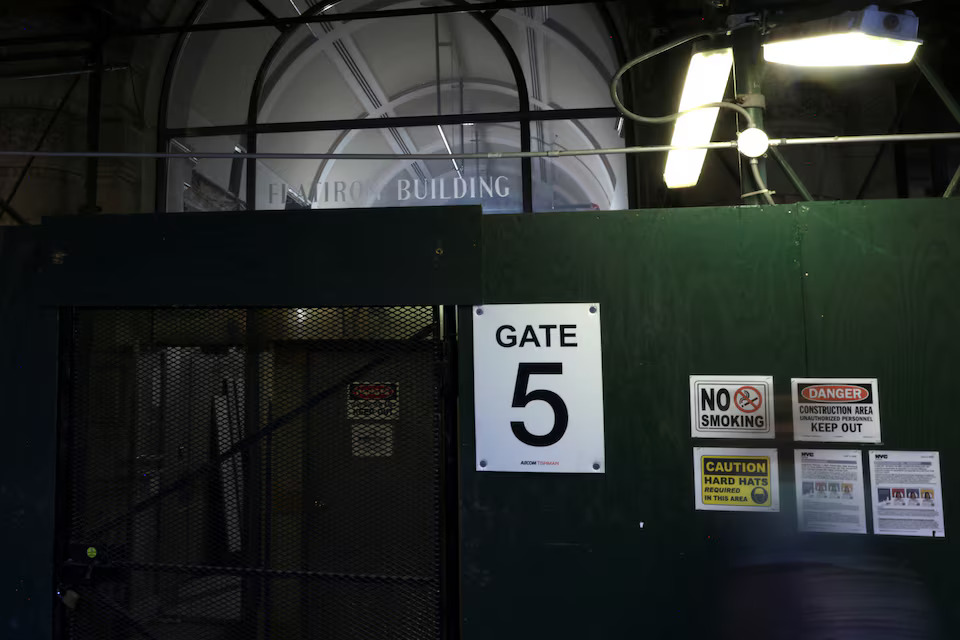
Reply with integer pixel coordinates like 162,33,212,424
791,378,881,443
347,382,399,420
689,375,774,439
693,447,780,512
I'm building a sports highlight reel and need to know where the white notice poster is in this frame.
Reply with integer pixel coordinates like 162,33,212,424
473,303,604,473
794,449,867,534
869,451,945,537
689,375,774,439
792,378,881,443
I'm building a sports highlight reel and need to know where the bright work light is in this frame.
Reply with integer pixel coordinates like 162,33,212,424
737,127,769,158
763,5,920,67
663,47,734,188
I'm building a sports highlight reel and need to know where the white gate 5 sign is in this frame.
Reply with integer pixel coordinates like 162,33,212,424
473,303,605,473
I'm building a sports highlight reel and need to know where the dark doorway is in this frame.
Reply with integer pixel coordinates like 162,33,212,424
58,307,451,640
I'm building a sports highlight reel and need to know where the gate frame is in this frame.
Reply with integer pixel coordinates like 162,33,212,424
0,206,481,639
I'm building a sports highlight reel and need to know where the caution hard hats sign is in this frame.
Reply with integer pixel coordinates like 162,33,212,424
693,447,780,512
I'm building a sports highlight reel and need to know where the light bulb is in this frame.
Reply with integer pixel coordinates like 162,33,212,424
738,127,770,158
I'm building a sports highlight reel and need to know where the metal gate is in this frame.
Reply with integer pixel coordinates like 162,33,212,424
57,307,452,640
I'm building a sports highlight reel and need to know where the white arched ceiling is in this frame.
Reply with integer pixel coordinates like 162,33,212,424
174,0,627,213
302,79,619,188
257,9,520,124
258,23,371,123
310,79,528,186
169,10,278,126
174,0,619,127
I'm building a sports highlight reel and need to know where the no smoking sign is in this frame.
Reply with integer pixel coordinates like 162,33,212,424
690,375,775,439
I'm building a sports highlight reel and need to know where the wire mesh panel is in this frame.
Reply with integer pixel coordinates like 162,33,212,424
60,307,445,640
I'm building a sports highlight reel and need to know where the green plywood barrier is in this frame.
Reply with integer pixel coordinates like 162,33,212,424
463,199,960,639
4,200,959,639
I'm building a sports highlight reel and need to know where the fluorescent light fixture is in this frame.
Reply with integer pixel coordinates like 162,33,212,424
764,33,919,67
763,5,921,67
663,47,734,189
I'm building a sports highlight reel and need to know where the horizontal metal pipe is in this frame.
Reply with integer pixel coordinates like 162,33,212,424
63,560,433,584
164,107,622,138
0,65,126,81
0,145,733,160
768,132,960,146
0,132,957,161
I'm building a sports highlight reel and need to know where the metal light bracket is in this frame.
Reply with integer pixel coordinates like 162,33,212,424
736,93,767,110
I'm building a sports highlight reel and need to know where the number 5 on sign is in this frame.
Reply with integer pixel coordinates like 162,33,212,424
473,303,605,473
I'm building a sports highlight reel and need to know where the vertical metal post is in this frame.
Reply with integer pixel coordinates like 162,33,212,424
461,6,532,212
83,42,103,213
299,349,312,640
52,309,77,640
262,425,273,639
155,0,212,213
595,2,635,209
243,310,264,634
459,78,465,165
245,133,258,210
438,305,460,640
435,15,442,117
519,123,533,212
733,27,765,205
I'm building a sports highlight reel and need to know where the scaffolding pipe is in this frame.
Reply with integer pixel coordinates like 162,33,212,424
0,131,958,161
769,146,814,202
913,55,960,198
945,164,960,198
770,132,960,147
0,65,127,81
915,55,960,127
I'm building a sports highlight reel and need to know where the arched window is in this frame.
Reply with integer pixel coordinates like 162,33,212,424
159,0,627,213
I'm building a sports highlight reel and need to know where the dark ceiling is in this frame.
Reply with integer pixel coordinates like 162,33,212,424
1,1,957,78
0,0,957,208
